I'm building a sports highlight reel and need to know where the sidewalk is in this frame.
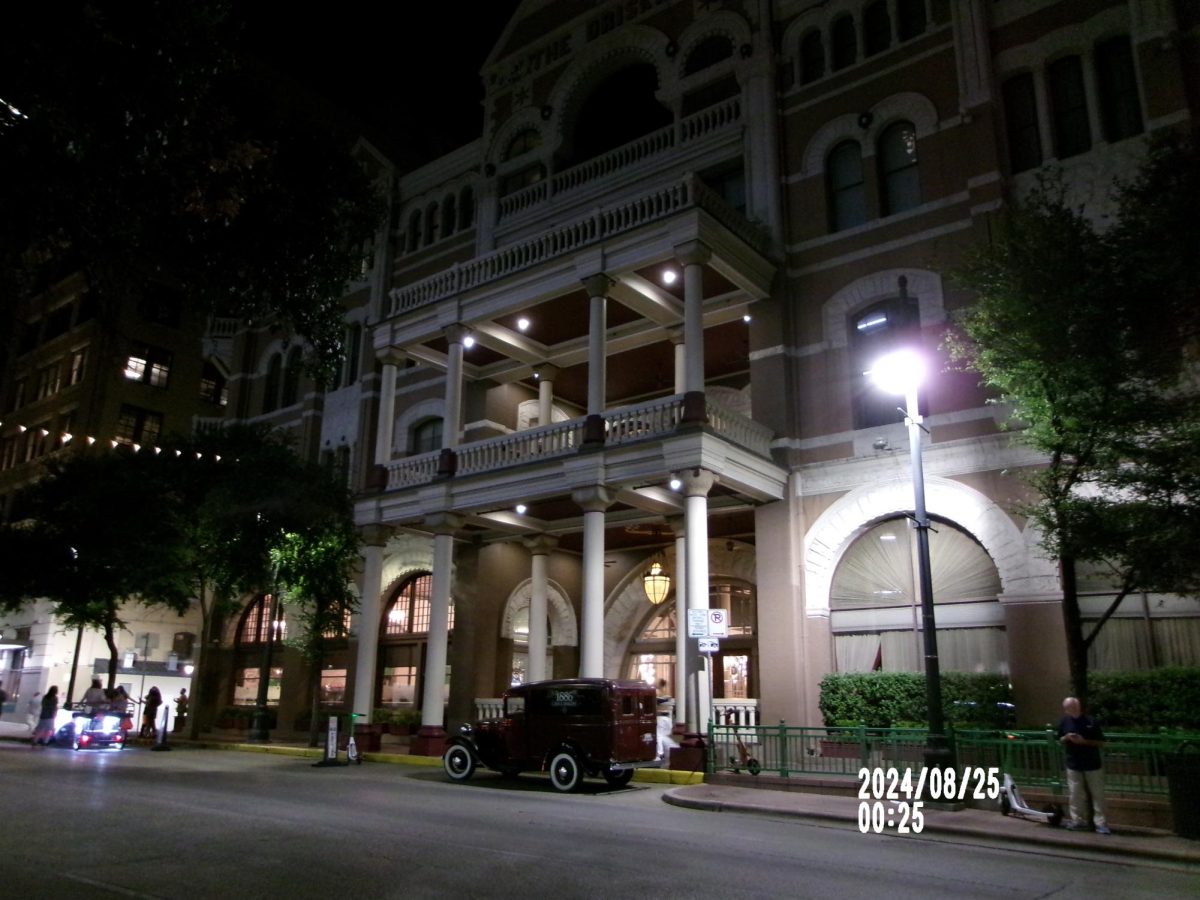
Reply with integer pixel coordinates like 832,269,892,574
4,718,1196,866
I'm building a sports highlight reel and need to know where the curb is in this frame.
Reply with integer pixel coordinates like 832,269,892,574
661,788,1200,866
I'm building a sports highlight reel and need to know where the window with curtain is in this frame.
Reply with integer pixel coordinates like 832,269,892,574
878,121,920,216
1095,35,1143,143
262,353,282,413
827,140,866,232
1003,73,1042,173
1048,55,1091,158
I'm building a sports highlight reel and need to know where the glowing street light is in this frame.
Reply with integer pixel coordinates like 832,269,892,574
867,348,952,770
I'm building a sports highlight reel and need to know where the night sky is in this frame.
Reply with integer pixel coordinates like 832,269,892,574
244,1,523,165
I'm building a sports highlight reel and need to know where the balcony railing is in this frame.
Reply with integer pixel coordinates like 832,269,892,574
388,171,767,320
497,96,743,222
383,394,773,491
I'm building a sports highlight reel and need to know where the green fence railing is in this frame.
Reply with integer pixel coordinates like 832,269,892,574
707,722,1199,797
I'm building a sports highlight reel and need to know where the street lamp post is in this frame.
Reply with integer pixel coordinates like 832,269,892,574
869,349,954,771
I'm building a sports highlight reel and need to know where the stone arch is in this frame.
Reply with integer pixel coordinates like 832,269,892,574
375,532,437,612
545,25,674,159
675,10,752,78
500,579,578,647
802,92,939,174
822,267,945,350
603,540,757,679
393,398,444,455
803,476,1057,619
487,106,549,168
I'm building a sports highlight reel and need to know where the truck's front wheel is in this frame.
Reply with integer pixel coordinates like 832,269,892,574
549,751,582,792
443,745,476,782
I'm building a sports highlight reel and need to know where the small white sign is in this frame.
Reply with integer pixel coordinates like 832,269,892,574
707,609,729,637
687,609,710,638
698,638,720,654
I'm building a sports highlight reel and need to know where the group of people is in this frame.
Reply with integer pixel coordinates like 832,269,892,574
24,679,190,746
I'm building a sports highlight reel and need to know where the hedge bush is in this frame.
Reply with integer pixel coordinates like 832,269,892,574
819,672,1013,729
1087,668,1200,731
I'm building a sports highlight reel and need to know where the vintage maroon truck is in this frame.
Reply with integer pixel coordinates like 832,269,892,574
442,678,662,791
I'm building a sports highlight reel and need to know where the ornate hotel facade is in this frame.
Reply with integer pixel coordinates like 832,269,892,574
5,0,1198,741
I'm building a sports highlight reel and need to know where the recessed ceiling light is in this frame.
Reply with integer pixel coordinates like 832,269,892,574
669,476,682,491
743,314,751,323
662,269,677,285
463,335,476,348
516,504,527,514
517,317,530,331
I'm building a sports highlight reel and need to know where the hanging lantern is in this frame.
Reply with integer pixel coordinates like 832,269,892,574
642,560,671,605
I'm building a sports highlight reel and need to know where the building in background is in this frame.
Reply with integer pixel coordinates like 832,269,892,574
4,0,1197,740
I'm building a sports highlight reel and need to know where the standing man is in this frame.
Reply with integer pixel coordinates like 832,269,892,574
1058,696,1110,834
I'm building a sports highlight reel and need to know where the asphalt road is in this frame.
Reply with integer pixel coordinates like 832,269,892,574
1,742,1193,899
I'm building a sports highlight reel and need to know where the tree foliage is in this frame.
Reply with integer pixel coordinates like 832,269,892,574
947,133,1200,699
0,450,194,688
1,0,383,381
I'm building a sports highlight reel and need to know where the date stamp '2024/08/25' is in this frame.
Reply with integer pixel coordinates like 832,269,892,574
857,767,1001,834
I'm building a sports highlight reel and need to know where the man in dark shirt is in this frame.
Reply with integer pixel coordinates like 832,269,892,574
1058,696,1110,833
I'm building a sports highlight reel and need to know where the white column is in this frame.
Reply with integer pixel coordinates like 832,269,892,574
443,325,467,448
675,242,711,395
581,274,613,419
352,526,390,722
573,486,612,677
669,328,686,394
534,364,559,428
373,352,403,465
421,515,460,730
524,535,557,683
670,516,688,728
681,469,716,732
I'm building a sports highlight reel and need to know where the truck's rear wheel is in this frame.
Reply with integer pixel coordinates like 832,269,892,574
602,768,634,788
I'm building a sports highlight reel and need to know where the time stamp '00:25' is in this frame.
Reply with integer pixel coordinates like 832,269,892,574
857,766,1002,834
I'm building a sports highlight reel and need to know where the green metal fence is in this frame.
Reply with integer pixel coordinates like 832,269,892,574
707,722,1198,797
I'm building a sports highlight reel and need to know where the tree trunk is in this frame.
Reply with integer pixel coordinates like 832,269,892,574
103,620,120,691
188,579,213,741
1059,556,1089,705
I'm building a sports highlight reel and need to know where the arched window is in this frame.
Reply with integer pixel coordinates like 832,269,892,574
864,1,891,57
262,353,282,414
503,129,542,161
458,186,475,229
683,34,733,76
830,517,1007,674
827,140,866,232
897,0,927,41
423,202,439,245
237,595,288,646
383,573,456,635
406,210,421,253
378,572,455,710
1003,73,1042,173
281,346,302,407
569,64,672,165
800,30,825,84
831,15,857,71
441,194,457,240
412,417,443,454
878,121,920,215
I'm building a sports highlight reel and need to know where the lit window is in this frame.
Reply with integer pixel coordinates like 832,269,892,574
115,405,163,446
878,121,920,216
383,574,454,635
123,345,171,388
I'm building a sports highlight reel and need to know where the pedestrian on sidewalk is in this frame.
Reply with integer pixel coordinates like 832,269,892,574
141,686,163,738
1058,695,1110,834
32,685,59,746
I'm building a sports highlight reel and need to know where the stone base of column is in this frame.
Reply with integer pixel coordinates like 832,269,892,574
409,725,448,757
